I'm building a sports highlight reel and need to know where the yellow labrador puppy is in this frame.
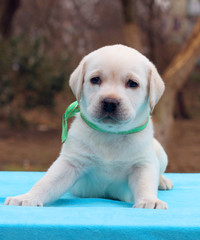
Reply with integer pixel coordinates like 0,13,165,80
5,45,173,209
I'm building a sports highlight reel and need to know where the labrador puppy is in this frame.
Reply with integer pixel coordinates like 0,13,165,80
4,44,173,209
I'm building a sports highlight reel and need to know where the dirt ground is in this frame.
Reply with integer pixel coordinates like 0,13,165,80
0,115,199,173
166,118,200,172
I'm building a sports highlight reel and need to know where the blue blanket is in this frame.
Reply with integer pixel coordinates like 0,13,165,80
0,172,200,240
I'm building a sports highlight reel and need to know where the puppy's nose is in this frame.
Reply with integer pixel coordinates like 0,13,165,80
102,98,120,113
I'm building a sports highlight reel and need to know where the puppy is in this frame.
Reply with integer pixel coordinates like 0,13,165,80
4,44,173,209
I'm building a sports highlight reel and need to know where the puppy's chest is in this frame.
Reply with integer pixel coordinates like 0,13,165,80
90,135,140,167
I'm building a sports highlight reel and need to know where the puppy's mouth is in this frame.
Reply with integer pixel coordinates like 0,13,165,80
85,99,133,126
100,115,120,124
94,112,131,125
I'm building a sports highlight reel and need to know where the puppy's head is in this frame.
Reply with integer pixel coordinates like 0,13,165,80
70,45,164,131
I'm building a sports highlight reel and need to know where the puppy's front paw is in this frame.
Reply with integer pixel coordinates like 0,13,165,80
133,198,168,209
4,194,43,207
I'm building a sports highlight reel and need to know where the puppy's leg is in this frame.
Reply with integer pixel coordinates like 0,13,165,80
128,164,168,209
4,157,81,206
153,139,173,191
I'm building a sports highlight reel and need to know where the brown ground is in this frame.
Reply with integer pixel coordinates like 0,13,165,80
0,115,199,173
166,118,200,172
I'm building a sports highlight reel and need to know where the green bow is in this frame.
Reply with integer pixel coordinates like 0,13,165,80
61,101,80,143
61,101,150,143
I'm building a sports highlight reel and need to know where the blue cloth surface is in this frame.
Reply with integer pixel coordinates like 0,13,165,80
0,172,200,240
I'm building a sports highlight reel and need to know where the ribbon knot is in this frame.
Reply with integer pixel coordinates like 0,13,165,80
61,101,80,143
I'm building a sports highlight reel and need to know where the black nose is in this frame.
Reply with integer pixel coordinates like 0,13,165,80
102,98,120,113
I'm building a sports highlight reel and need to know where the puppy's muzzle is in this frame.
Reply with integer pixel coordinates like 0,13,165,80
102,98,120,113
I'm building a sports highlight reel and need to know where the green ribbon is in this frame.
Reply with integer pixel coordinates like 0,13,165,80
61,101,150,143
61,101,80,143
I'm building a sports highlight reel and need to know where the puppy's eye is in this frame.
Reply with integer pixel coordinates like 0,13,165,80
126,80,139,88
90,76,101,85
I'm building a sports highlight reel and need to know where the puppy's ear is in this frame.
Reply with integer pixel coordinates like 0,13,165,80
69,57,86,100
148,63,165,113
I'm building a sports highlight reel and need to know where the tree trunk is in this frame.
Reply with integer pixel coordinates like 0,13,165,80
146,0,156,64
121,0,143,51
154,17,200,144
0,0,20,38
174,90,190,119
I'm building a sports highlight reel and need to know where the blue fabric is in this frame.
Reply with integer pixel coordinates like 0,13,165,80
0,172,200,240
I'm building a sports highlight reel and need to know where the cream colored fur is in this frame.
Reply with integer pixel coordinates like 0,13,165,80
4,45,173,209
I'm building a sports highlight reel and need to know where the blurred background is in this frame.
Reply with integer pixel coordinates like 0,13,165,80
0,0,199,172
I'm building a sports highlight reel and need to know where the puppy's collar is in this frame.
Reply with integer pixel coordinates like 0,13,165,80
61,101,150,143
